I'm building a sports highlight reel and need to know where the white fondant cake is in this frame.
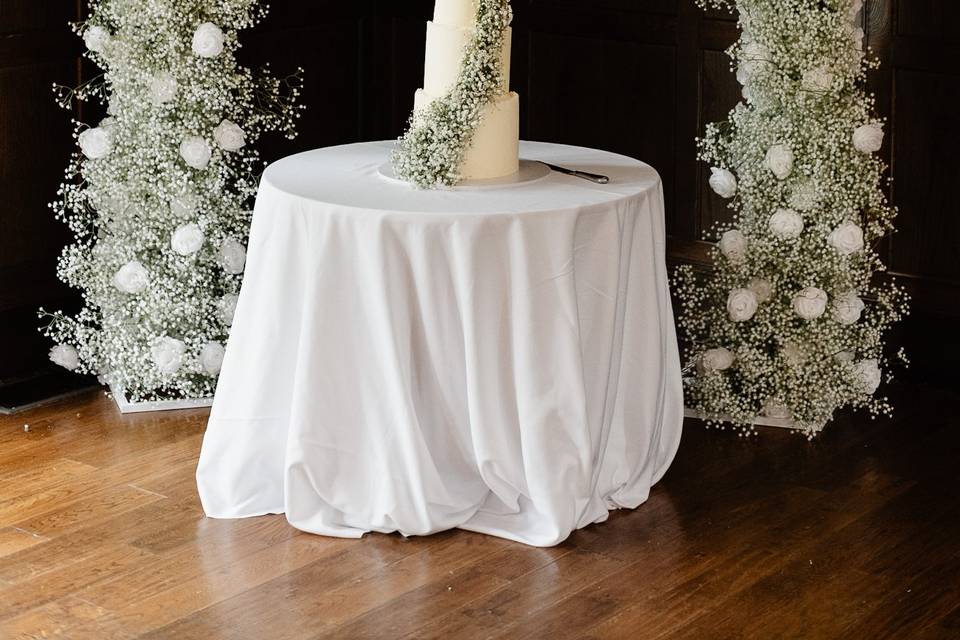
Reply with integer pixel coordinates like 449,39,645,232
416,0,520,180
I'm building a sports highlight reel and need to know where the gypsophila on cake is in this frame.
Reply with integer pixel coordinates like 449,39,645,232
675,0,909,436
392,0,518,188
40,0,304,403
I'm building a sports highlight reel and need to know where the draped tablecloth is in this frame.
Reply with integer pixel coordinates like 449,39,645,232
196,141,683,547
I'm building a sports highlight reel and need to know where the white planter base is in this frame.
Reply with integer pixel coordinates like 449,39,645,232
110,385,213,415
684,407,796,430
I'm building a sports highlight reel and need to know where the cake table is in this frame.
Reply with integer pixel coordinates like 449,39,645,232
196,140,683,547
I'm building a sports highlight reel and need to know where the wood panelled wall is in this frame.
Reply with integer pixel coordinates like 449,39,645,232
2,0,958,389
0,0,86,389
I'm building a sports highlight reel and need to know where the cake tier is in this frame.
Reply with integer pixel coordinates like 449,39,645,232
434,0,475,26
414,89,520,180
424,22,512,96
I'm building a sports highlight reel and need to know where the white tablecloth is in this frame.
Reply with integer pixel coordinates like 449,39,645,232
196,141,683,547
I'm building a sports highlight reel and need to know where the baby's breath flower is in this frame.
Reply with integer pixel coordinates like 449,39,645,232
392,0,513,188
41,0,305,402
676,0,909,436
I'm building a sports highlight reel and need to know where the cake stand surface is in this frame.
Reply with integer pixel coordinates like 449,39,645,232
376,159,551,189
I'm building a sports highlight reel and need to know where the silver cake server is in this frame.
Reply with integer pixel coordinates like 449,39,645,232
539,162,610,184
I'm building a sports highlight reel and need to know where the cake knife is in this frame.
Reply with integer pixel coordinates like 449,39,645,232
539,162,610,184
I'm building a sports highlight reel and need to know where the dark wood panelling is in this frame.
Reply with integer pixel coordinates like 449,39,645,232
526,33,677,212
896,1,960,40
696,48,740,240
2,0,958,393
385,15,429,137
0,2,83,387
882,0,960,319
0,0,78,35
241,0,374,159
240,22,364,159
888,69,960,281
0,62,76,277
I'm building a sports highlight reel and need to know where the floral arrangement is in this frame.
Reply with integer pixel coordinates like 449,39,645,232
391,0,512,188
41,0,303,402
674,0,909,435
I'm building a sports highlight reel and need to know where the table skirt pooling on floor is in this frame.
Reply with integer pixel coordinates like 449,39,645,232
196,141,683,547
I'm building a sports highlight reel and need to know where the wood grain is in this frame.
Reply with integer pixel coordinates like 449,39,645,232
0,384,955,639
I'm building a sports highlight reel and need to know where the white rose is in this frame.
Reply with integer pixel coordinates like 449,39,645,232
709,168,737,199
849,0,864,21
99,117,117,131
832,291,865,325
78,127,113,160
789,180,819,211
192,22,225,58
149,73,178,106
50,344,80,371
853,123,884,154
850,41,865,72
781,341,807,367
792,286,829,320
768,208,804,239
764,144,794,180
220,239,247,274
200,342,226,376
742,41,768,60
748,278,773,303
835,350,855,363
762,398,792,420
740,42,770,80
828,221,865,256
220,293,239,326
106,198,127,215
741,85,774,111
850,26,865,51
171,223,205,256
113,260,149,294
100,192,127,215
801,65,834,92
855,359,882,395
213,119,246,152
741,41,770,78
84,26,110,53
727,288,759,322
179,136,211,169
151,336,187,376
736,64,750,86
719,229,748,264
702,347,735,373
170,190,198,218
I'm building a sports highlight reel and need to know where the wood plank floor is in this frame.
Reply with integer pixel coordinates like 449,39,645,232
0,384,957,639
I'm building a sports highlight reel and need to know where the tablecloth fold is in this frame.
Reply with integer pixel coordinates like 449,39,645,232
197,142,683,547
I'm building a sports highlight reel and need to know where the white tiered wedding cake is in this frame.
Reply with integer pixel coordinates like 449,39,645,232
413,0,520,180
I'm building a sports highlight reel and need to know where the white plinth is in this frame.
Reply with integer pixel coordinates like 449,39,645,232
683,407,796,430
377,158,550,190
110,384,212,414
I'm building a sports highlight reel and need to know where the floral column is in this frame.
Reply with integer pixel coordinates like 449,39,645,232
675,0,908,434
42,0,303,402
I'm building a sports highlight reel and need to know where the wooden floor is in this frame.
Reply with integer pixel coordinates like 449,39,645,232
0,385,957,639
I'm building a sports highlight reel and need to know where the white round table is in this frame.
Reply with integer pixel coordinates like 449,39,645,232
196,141,683,547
